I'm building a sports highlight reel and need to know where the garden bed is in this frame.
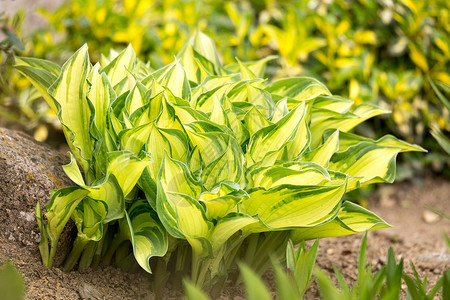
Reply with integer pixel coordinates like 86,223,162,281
1,176,448,299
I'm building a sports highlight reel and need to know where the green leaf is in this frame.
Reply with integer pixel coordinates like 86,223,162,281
226,105,250,144
130,92,164,126
209,96,230,127
157,60,191,101
85,174,124,223
313,95,353,113
184,124,230,168
299,129,339,167
191,75,233,104
48,44,93,174
243,106,272,137
14,57,60,113
329,142,402,186
199,182,248,219
156,154,211,254
430,125,450,156
201,138,244,190
88,64,117,132
158,152,202,197
35,202,49,266
228,83,274,118
62,152,86,186
101,44,136,87
265,77,331,102
274,261,300,299
429,78,450,111
0,262,25,300
239,263,272,300
210,212,257,253
290,201,391,242
241,180,347,232
357,233,368,298
14,56,61,76
107,151,152,197
119,121,153,156
183,280,211,300
237,58,259,80
271,97,289,122
125,81,148,115
315,268,346,300
72,197,107,241
88,64,117,171
334,131,426,153
248,162,331,189
45,187,89,251
310,104,390,147
246,102,307,166
226,56,277,78
157,191,212,255
442,270,450,300
381,247,403,299
286,239,296,272
123,200,168,273
179,30,222,82
294,239,319,296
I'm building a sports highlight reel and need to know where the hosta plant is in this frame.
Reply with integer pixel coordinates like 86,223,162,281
17,31,424,291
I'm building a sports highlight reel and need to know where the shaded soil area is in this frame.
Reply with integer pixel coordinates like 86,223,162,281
1,176,449,299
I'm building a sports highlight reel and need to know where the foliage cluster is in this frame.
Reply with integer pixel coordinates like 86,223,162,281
17,31,424,292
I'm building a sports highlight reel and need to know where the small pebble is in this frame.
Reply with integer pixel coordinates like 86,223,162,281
326,248,334,255
341,250,352,256
422,210,441,224
378,186,396,208
78,283,103,300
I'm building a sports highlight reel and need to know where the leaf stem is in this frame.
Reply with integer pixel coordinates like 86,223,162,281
63,236,89,271
78,240,97,270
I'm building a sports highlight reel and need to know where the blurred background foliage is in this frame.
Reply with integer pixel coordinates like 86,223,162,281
0,0,449,177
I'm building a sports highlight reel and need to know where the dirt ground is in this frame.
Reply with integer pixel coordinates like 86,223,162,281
1,176,449,299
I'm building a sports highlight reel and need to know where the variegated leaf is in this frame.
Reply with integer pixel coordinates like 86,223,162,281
48,44,93,174
290,201,391,242
15,56,61,113
246,102,306,166
101,44,136,87
265,77,330,102
123,199,168,273
241,179,347,232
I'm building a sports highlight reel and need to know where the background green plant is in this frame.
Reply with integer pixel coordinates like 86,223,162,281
0,11,61,143
0,261,26,300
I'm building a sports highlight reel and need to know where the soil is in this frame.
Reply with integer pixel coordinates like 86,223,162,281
1,174,449,299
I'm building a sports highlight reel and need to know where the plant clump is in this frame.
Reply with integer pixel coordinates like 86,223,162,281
17,30,425,291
